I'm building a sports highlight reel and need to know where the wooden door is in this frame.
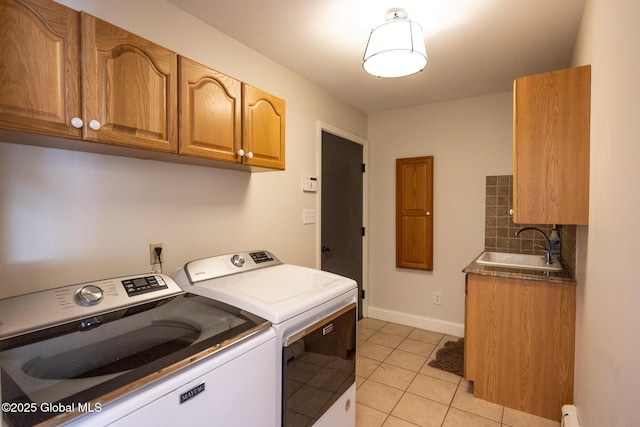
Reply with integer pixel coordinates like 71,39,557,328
178,57,241,162
81,13,178,152
242,84,285,170
0,0,81,138
396,156,433,270
513,65,590,224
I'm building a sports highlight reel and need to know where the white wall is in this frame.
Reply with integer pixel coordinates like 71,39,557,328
367,92,513,335
570,0,640,425
0,0,367,299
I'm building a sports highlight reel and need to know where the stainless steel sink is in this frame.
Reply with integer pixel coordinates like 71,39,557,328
474,251,563,271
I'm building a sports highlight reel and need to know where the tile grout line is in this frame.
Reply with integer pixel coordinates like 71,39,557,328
358,323,455,426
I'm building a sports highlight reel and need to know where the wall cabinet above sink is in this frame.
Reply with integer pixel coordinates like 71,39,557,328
513,65,590,224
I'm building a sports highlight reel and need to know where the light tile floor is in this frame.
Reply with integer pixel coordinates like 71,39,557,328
356,318,561,427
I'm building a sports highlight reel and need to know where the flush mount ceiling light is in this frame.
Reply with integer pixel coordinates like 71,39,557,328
363,8,428,78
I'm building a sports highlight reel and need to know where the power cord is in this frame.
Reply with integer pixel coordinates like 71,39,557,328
154,246,163,272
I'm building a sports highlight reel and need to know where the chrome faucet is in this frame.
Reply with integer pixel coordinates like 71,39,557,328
514,227,552,264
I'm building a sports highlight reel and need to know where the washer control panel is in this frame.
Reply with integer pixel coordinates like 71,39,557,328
122,275,168,297
0,274,182,340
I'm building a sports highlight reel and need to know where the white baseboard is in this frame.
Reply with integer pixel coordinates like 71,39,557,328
366,306,465,338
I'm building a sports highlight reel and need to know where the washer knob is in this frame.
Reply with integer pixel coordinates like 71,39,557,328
76,285,104,306
231,254,245,267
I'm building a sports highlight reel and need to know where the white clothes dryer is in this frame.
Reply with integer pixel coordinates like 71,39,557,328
174,250,357,427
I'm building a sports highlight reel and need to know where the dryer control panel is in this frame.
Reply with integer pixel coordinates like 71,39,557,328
184,250,282,284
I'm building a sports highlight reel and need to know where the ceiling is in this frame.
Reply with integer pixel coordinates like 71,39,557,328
166,0,585,113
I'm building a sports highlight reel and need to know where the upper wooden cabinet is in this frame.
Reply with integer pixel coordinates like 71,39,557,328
242,84,286,170
178,62,285,169
0,0,284,171
0,0,81,138
513,65,591,225
81,13,178,152
178,56,242,163
396,156,434,270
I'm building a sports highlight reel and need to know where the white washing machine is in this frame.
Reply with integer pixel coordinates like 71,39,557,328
174,250,358,427
0,274,276,427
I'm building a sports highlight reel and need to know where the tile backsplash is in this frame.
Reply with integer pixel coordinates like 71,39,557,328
485,176,576,275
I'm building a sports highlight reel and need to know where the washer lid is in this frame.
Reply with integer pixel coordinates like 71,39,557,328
177,263,357,324
0,293,271,427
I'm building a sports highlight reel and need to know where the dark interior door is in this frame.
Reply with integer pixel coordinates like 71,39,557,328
321,131,364,319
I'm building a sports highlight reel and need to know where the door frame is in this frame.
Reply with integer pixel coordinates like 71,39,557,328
316,122,369,318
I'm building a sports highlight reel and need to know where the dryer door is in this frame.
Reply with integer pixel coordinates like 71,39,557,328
282,303,356,426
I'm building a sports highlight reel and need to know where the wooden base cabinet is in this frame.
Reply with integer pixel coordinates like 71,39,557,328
464,274,575,421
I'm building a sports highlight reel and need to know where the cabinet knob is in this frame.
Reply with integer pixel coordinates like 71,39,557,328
236,149,245,157
89,120,101,131
426,211,431,216
70,117,84,129
246,151,254,159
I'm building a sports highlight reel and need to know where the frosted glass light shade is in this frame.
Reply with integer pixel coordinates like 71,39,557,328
363,19,428,78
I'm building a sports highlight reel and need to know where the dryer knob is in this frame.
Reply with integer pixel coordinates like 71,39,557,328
76,285,104,306
231,254,245,267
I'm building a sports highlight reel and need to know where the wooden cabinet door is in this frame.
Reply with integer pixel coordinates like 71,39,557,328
178,57,241,163
242,84,285,170
0,0,81,138
396,156,433,270
513,65,590,224
465,274,576,421
81,13,178,152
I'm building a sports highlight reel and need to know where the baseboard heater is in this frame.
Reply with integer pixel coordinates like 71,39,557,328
562,405,580,427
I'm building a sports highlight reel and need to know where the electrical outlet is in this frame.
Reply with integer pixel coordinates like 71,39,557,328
149,243,163,265
433,292,442,305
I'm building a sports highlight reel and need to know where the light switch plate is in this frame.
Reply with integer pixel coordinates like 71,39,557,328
302,209,316,224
